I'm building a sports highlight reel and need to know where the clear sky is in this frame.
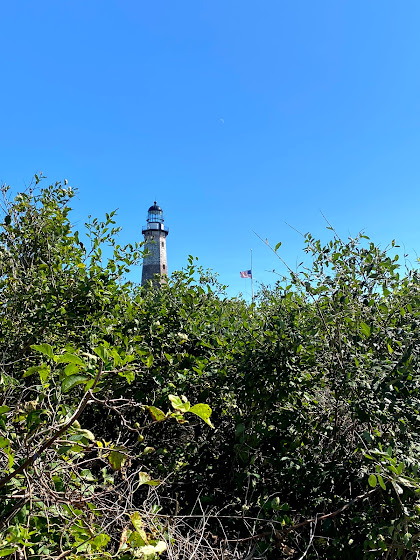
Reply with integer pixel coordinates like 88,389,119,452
1,1,420,299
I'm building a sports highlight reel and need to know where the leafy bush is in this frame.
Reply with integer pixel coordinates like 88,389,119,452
2,177,420,559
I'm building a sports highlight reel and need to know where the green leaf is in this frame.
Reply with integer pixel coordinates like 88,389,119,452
169,394,190,412
38,364,51,385
129,530,147,547
84,379,96,391
275,241,282,252
130,512,148,542
118,369,135,384
91,533,111,549
138,472,161,486
189,403,214,428
403,532,412,546
23,364,49,378
146,406,166,422
61,374,89,393
109,450,126,471
56,353,87,367
64,363,80,376
79,429,95,441
360,323,371,337
22,365,37,378
7,450,13,469
368,474,377,488
0,549,17,557
142,446,155,454
94,345,109,361
146,354,153,368
80,469,96,481
31,343,54,360
0,406,10,415
378,475,386,490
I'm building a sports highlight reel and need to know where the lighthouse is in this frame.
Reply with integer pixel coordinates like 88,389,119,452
141,202,169,286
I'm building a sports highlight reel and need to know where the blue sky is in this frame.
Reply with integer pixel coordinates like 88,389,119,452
1,1,420,299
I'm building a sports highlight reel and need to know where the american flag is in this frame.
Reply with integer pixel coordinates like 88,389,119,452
240,270,252,278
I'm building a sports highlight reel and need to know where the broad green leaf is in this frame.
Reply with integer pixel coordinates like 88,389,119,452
138,472,161,486
0,406,10,414
38,364,51,385
79,429,95,441
235,423,245,437
360,322,371,337
0,549,17,557
130,512,148,543
403,532,412,545
84,379,96,391
23,364,48,378
91,533,111,549
109,450,126,470
61,374,89,393
368,474,377,488
378,475,386,490
129,531,147,547
57,446,72,455
111,348,122,366
80,469,96,481
64,363,80,376
146,406,166,422
31,343,54,360
94,345,109,361
169,394,190,413
56,353,87,367
146,354,153,368
142,446,155,454
275,241,282,252
118,369,135,384
189,403,214,428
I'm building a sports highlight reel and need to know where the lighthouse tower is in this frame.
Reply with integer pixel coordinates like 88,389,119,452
141,202,169,286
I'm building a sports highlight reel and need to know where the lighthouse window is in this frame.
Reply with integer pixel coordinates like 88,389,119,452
163,264,166,270
161,241,164,247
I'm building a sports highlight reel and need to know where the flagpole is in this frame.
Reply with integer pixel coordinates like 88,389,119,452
251,249,254,303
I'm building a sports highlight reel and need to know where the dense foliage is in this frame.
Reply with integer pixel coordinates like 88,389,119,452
1,178,420,559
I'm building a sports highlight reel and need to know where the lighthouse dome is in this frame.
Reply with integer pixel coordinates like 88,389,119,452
148,202,162,213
